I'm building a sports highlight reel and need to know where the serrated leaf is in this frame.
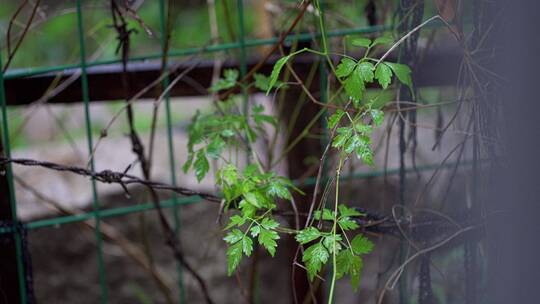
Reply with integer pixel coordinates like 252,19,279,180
266,54,292,95
386,62,413,90
332,127,353,149
351,37,372,48
338,205,363,217
224,229,244,244
267,180,292,200
302,243,329,281
375,63,392,89
335,250,363,291
327,109,345,129
221,164,238,185
351,234,373,255
259,228,279,256
227,242,243,275
194,150,209,182
207,136,225,159
357,62,375,83
244,192,263,208
354,123,373,135
182,152,194,173
344,134,362,154
349,254,363,291
314,208,334,221
344,67,365,107
210,69,239,92
322,235,343,254
338,217,360,231
356,145,374,166
260,217,280,230
250,225,260,237
225,215,246,230
242,235,254,257
372,36,394,47
295,227,322,244
254,73,271,91
335,58,357,79
370,109,384,126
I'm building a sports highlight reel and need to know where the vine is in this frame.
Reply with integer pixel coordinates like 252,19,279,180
182,9,415,299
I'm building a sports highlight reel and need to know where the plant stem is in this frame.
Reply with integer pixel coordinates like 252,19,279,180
327,157,343,304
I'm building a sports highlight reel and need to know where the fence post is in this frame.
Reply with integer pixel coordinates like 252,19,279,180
0,52,27,303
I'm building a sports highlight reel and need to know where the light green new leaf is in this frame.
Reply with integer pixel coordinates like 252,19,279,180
357,62,375,83
351,37,372,48
314,208,334,220
295,227,322,244
266,54,293,95
327,109,345,129
259,228,279,256
221,164,238,185
302,243,329,281
244,192,263,208
194,150,209,182
254,73,271,91
227,242,243,275
351,234,374,255
335,58,357,79
375,63,392,89
386,62,413,91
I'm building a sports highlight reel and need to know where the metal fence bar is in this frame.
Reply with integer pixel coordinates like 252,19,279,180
4,25,391,80
158,1,186,302
0,39,28,304
75,1,108,302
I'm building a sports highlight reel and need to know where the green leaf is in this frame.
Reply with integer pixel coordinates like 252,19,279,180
267,180,292,200
224,229,244,244
266,55,292,95
344,134,362,154
226,242,243,275
354,123,373,135
243,192,263,209
344,67,365,107
327,109,345,129
386,62,413,90
349,254,363,291
322,235,343,254
302,243,329,281
182,152,194,173
356,145,374,166
242,235,254,257
210,69,239,92
194,150,209,182
357,62,375,83
351,37,372,48
259,228,279,256
221,164,238,185
207,136,225,159
338,217,359,231
254,73,270,91
225,215,246,230
260,217,280,230
375,63,392,89
296,227,322,244
351,234,374,255
370,109,384,126
332,127,353,149
314,208,334,221
372,36,394,47
338,205,363,217
335,58,356,79
335,250,363,291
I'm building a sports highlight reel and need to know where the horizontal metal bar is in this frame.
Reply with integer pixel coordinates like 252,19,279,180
4,25,390,80
5,46,462,105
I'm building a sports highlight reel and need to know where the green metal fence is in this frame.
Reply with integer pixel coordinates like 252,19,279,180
0,1,458,303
